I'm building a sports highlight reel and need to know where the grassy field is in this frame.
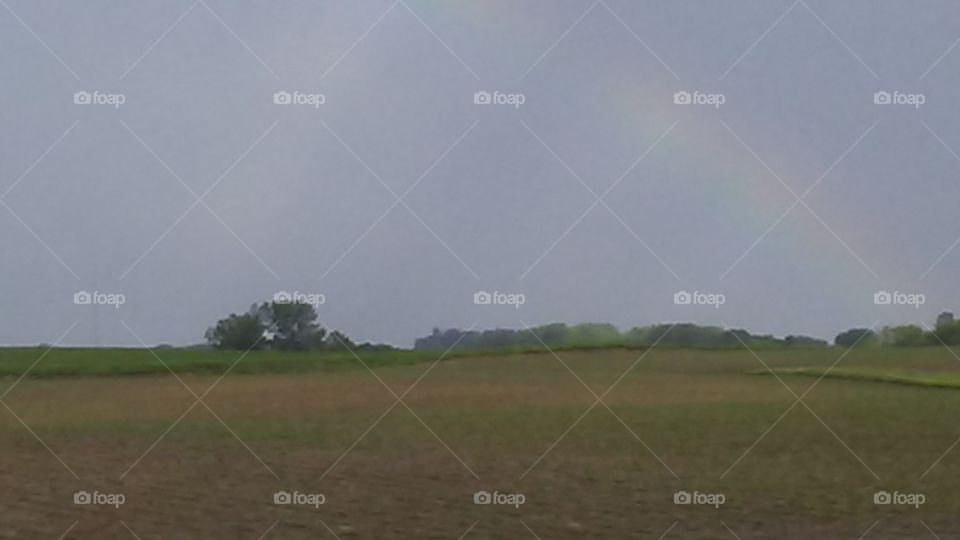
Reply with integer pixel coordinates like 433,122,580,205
2,346,960,538
0,345,667,378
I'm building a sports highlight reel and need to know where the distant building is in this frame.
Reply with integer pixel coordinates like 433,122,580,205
936,312,955,330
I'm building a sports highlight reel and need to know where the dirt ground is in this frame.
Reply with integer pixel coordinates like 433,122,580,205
1,350,959,539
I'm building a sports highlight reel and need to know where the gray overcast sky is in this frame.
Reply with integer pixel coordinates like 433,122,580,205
2,0,960,347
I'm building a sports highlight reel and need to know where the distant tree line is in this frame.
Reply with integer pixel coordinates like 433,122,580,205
209,305,960,353
205,301,390,352
415,322,828,351
835,312,960,347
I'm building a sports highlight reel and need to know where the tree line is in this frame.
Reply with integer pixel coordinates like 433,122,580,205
414,323,828,350
835,312,960,347
206,300,960,352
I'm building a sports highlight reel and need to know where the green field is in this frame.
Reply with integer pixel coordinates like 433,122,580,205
2,345,959,538
0,345,662,378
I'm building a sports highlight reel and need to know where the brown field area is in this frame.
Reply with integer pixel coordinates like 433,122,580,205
2,347,960,539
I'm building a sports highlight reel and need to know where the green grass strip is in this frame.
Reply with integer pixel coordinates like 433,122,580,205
752,366,960,389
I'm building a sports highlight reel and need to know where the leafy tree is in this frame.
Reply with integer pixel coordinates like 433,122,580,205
784,335,828,347
537,323,569,346
262,301,321,351
207,300,343,351
205,305,265,350
879,325,926,346
834,328,877,347
309,326,329,350
325,330,355,350
568,323,621,346
932,320,960,345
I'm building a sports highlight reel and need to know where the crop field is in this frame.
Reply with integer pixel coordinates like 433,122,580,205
2,346,960,539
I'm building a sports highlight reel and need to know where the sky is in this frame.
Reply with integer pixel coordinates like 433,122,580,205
2,0,960,347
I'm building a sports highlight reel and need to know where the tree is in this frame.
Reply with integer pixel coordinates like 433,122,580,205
932,317,960,345
878,325,926,346
784,335,828,347
309,326,329,350
537,323,569,346
263,301,321,351
834,328,877,347
207,300,337,351
325,330,355,350
205,306,265,350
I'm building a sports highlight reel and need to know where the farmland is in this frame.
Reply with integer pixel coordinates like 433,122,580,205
1,346,959,539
